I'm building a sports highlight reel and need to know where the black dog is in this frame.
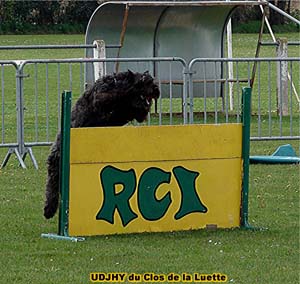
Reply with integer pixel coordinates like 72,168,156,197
44,70,160,219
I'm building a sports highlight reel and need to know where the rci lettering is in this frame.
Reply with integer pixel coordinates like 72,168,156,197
96,165,208,226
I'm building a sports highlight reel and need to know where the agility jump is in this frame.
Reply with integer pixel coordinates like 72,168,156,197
42,87,252,241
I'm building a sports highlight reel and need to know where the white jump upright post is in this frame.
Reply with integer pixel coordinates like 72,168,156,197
93,40,106,81
276,38,289,116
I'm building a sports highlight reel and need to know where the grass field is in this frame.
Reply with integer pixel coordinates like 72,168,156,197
0,33,299,284
0,33,299,144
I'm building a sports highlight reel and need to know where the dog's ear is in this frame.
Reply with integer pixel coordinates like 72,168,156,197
127,69,135,78
126,69,137,85
141,71,154,85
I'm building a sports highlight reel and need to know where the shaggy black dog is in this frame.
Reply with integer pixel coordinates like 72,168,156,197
44,70,160,219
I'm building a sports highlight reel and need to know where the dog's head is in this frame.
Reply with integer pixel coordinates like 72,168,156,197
124,70,160,122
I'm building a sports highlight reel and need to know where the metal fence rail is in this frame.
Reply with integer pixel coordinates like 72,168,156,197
0,56,299,169
188,57,300,141
0,44,121,50
20,57,187,142
0,57,188,169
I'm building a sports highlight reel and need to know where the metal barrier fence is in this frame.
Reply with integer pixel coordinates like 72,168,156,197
0,61,28,167
0,56,299,169
188,57,300,141
0,57,188,169
0,61,18,148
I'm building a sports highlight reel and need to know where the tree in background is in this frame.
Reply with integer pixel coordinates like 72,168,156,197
0,0,103,34
0,1,60,32
0,0,298,34
55,0,100,25
268,0,291,25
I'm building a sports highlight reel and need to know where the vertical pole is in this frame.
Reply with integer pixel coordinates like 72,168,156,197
276,38,289,116
169,63,173,125
16,67,25,158
188,68,194,124
58,91,72,236
16,66,26,169
115,4,129,73
93,40,106,81
46,64,49,142
182,66,188,125
226,0,234,110
241,87,251,229
1,65,4,144
250,8,265,88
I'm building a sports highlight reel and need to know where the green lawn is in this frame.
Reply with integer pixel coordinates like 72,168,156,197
0,33,299,284
0,149,299,284
0,33,299,144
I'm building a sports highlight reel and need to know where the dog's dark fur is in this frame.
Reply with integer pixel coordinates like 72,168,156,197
44,70,159,219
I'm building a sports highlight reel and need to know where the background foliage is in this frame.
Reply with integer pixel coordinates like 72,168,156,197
0,0,103,34
0,0,299,34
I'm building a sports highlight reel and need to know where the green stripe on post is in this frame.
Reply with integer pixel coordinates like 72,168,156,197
58,91,72,236
241,87,251,229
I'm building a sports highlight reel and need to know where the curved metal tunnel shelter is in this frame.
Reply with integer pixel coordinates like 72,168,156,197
85,1,266,97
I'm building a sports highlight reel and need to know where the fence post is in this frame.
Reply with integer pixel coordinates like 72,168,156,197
2,63,39,169
276,38,289,116
17,64,38,169
93,40,106,81
1,63,27,169
188,67,194,124
15,65,27,168
16,68,25,158
182,67,188,124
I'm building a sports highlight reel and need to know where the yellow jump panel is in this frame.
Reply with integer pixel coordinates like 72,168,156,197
69,124,243,236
